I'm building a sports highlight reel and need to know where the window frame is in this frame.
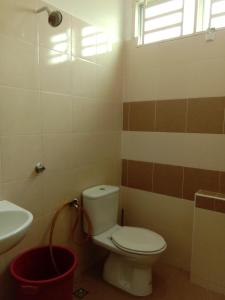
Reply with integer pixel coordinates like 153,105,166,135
135,0,225,46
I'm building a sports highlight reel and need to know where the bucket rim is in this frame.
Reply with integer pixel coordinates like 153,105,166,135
10,245,78,285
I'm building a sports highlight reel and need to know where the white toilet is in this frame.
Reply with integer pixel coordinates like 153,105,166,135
83,185,167,297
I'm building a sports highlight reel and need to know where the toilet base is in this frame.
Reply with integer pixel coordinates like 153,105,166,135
103,253,152,297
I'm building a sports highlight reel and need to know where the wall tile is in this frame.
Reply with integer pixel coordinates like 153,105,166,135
196,195,214,211
127,160,153,191
187,97,225,134
39,47,71,94
0,35,38,89
0,0,37,44
191,202,225,292
73,98,121,133
153,163,183,198
43,134,75,171
156,63,188,100
183,168,220,200
41,92,72,133
71,17,96,62
156,99,187,133
182,133,225,172
1,135,42,181
0,141,2,183
0,86,41,135
74,132,120,168
38,1,71,54
71,58,97,98
123,103,129,130
214,199,225,214
124,41,158,101
121,159,128,186
220,172,225,194
2,177,44,217
187,58,225,98
129,101,155,132
42,169,77,214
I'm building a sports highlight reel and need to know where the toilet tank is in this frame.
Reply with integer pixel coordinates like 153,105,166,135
82,185,119,236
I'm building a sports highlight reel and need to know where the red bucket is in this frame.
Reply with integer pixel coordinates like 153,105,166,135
10,246,78,300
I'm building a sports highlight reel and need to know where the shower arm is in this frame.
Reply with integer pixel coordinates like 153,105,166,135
36,6,51,15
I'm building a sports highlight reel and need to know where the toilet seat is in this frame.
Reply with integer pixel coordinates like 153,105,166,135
111,226,166,255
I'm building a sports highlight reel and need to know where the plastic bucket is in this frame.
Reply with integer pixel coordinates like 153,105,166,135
10,245,78,300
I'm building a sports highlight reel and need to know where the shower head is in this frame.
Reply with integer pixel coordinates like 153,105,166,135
36,6,63,27
48,11,63,27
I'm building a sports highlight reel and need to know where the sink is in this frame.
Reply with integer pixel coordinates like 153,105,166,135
0,201,33,254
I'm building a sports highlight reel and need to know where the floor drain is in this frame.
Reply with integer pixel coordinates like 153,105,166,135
73,288,89,299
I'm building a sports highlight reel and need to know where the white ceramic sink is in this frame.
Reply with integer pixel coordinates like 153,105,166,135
0,201,33,254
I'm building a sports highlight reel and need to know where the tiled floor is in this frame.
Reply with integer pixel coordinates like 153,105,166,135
74,263,225,300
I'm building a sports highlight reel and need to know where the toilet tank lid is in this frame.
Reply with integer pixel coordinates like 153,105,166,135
82,185,119,199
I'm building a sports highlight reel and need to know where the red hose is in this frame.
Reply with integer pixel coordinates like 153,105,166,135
49,201,92,275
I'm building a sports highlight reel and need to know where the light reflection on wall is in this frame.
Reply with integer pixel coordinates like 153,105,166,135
81,26,112,58
49,53,69,65
49,30,71,65
47,26,112,65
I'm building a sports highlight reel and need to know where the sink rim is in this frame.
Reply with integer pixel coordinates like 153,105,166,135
0,209,33,242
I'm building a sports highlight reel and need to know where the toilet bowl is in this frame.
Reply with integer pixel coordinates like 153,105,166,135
83,185,167,296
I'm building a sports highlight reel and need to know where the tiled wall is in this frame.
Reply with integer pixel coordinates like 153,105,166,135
0,1,122,299
123,98,225,134
122,160,225,201
122,29,225,275
191,191,225,294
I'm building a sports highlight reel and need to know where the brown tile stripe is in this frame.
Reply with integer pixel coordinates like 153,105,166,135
196,193,225,213
129,101,155,132
122,159,225,201
123,97,225,134
153,163,183,198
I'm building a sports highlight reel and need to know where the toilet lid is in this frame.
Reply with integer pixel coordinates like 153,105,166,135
111,226,166,254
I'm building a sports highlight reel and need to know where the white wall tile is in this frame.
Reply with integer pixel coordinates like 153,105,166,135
1,135,43,181
2,176,44,217
71,58,97,98
43,134,76,171
0,86,41,135
0,35,38,89
156,63,189,100
41,92,72,133
122,131,225,172
0,0,38,44
191,208,225,295
187,58,225,98
39,47,71,94
71,17,97,63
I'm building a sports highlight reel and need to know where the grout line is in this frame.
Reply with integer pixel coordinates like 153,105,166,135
222,102,225,134
218,171,222,193
154,100,157,131
185,98,189,133
152,162,155,192
181,166,185,199
127,103,131,131
126,159,129,186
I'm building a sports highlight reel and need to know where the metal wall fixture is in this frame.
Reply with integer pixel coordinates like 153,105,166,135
36,6,63,27
35,162,46,174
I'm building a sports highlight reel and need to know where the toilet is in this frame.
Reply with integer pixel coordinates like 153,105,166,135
82,185,167,297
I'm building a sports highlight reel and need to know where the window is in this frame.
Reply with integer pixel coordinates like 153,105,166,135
136,0,225,45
